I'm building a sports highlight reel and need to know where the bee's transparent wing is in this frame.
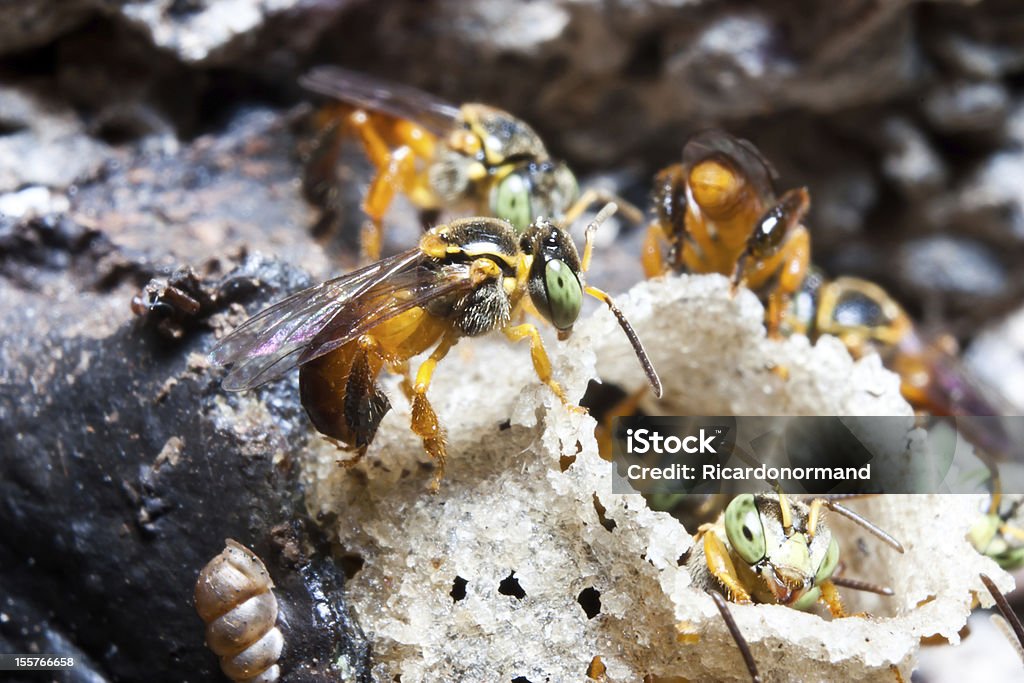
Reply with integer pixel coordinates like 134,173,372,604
295,261,475,366
301,66,463,136
210,248,439,390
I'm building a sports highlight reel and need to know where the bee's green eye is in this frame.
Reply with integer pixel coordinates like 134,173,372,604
544,259,582,330
725,494,766,565
492,172,532,232
815,537,840,583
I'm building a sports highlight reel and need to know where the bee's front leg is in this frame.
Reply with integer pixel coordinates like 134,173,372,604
503,323,585,414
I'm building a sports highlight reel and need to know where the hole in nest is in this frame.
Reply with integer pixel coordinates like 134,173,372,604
592,494,617,532
577,587,601,619
559,453,576,471
336,552,365,580
511,677,533,683
498,571,526,599
450,576,468,602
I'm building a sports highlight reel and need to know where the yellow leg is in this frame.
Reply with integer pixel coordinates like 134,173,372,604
347,111,425,261
579,203,619,273
562,187,645,228
361,147,416,261
504,323,584,413
819,579,847,618
641,223,670,279
406,335,458,491
703,531,753,604
766,227,810,337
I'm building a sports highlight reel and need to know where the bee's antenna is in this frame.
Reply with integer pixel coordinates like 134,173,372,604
981,573,1024,663
709,591,761,683
820,500,905,553
584,284,662,398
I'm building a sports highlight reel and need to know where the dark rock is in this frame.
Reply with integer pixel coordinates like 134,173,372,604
0,2,98,57
0,244,369,681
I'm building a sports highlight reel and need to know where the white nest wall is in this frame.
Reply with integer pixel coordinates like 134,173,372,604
302,274,1011,682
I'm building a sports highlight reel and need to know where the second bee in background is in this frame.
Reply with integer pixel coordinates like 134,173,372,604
642,129,811,336
301,66,639,261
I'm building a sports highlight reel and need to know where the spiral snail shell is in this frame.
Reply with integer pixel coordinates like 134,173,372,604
195,540,283,682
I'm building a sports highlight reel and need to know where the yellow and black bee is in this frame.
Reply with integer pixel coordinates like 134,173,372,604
301,66,634,260
211,206,661,489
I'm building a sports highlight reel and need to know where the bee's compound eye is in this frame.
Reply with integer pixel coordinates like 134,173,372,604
724,494,766,565
544,259,582,330
815,536,840,583
492,172,533,232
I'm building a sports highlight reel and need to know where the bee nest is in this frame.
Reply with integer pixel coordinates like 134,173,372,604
303,273,1010,682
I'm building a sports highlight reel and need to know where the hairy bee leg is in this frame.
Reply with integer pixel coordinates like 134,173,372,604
299,338,390,459
640,223,671,278
406,335,458,491
819,579,848,618
708,591,761,683
701,530,753,604
562,188,645,228
503,323,584,414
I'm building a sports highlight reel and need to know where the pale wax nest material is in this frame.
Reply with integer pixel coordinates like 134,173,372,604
302,274,1011,682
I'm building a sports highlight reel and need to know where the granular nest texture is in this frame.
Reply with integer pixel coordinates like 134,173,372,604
302,274,1009,682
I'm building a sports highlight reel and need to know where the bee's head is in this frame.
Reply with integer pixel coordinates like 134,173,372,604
520,219,583,334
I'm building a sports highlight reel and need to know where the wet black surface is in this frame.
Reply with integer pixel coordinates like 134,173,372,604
0,230,369,681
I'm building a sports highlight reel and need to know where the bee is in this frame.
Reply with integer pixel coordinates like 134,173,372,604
210,205,662,489
968,471,1024,571
195,540,283,683
784,269,1014,455
301,66,639,260
641,130,811,336
687,493,904,682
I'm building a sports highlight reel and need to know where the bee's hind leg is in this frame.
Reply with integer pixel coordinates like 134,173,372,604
402,336,459,491
300,339,390,466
